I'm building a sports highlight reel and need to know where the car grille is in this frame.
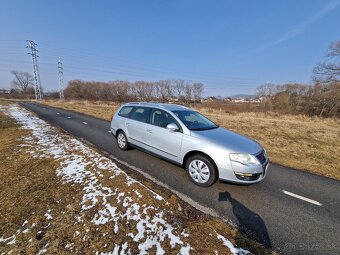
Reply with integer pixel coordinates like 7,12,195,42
255,150,266,164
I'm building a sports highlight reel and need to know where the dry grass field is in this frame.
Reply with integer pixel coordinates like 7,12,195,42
0,101,274,254
39,100,340,180
40,99,119,120
200,109,340,180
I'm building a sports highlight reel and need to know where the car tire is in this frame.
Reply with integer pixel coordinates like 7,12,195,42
185,154,218,187
116,131,129,151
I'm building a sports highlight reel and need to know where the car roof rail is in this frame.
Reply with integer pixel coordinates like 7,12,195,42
125,101,165,108
125,101,188,110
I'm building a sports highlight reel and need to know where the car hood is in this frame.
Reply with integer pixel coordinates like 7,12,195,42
190,127,262,154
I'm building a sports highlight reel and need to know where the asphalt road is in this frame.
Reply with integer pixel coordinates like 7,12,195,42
20,102,340,254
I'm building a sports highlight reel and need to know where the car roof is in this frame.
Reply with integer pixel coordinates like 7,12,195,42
124,102,189,111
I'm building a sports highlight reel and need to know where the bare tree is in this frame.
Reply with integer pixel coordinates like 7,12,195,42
192,82,204,102
184,84,193,103
165,80,174,99
10,70,34,95
173,79,185,99
115,80,129,101
327,40,340,57
313,40,340,83
133,81,155,101
256,83,277,97
134,81,147,101
157,80,170,102
144,82,154,101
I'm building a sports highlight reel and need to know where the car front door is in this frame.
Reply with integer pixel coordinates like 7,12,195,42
145,109,183,162
125,107,151,148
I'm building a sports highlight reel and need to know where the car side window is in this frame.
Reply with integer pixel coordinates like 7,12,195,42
118,106,134,118
151,109,177,128
129,107,151,123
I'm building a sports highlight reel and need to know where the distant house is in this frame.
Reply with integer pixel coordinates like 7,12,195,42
204,96,216,102
0,89,10,95
231,98,246,103
204,96,263,103
251,97,263,103
228,96,264,103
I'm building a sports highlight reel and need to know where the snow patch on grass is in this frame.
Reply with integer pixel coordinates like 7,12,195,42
37,243,49,255
217,233,250,255
44,210,53,220
5,105,190,254
0,221,33,246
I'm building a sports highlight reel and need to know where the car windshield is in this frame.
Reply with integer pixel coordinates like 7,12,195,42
172,110,218,131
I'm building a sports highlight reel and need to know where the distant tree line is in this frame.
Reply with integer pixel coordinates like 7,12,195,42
255,40,340,118
255,82,339,117
64,79,204,103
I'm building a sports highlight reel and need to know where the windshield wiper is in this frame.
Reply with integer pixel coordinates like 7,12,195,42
206,126,219,130
190,126,218,131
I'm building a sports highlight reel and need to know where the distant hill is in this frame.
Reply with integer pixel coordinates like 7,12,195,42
231,94,256,99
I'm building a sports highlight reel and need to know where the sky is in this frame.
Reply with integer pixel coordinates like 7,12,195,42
0,0,339,97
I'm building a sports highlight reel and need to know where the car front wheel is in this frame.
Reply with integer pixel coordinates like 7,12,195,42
116,131,129,151
186,154,218,187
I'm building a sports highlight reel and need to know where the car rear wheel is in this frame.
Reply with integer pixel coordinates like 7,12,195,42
186,154,218,187
116,131,129,151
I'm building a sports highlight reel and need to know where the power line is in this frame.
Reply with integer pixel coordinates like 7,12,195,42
1,42,271,94
2,43,267,84
36,42,267,83
1,58,263,88
27,40,42,100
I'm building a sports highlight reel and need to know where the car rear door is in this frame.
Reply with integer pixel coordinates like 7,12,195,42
145,109,183,162
125,107,151,148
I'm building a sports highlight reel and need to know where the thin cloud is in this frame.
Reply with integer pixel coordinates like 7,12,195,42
259,0,340,50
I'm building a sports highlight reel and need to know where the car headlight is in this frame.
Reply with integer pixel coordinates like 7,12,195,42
229,153,258,165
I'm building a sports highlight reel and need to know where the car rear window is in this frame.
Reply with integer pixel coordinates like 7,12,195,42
118,106,133,117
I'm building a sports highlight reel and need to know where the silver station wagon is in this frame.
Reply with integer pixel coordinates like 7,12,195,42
110,102,269,186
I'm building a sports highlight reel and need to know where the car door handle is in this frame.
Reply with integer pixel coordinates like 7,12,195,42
146,129,152,133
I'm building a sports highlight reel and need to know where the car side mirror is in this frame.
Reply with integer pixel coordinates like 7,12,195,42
166,123,179,132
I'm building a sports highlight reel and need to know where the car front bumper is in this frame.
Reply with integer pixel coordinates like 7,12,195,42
219,158,269,184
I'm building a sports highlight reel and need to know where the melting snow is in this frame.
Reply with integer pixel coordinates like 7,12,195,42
37,243,49,255
45,210,53,220
217,234,250,255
